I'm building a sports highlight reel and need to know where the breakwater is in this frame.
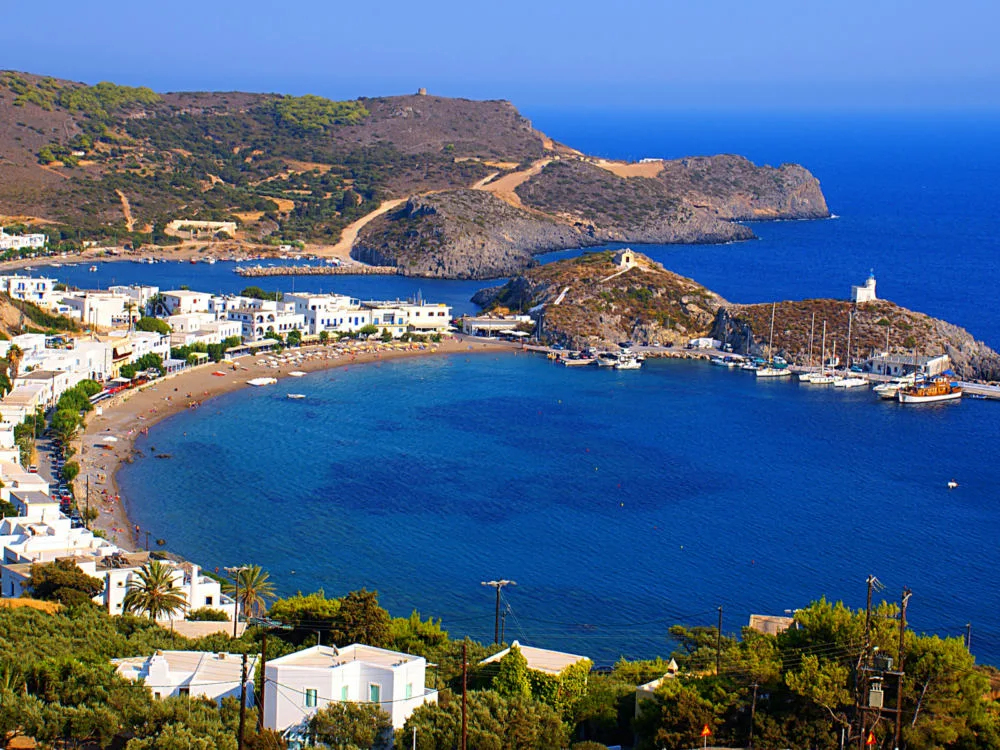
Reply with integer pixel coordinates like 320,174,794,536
233,263,399,277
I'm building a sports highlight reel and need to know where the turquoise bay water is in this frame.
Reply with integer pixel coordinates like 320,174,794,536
119,354,1000,665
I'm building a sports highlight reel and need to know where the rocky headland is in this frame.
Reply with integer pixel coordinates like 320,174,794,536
476,251,1000,381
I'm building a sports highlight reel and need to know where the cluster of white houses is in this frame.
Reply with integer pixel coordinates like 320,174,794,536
0,275,453,345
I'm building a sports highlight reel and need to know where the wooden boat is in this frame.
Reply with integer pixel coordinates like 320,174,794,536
897,377,962,404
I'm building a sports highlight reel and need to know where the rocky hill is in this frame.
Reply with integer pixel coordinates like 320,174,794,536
474,250,727,347
710,300,1000,381
353,190,596,279
0,70,828,279
476,252,1000,381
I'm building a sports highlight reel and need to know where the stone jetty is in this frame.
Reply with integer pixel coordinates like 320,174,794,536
233,264,399,278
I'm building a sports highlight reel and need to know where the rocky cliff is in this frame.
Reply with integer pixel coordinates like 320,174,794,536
352,190,601,279
709,300,1000,381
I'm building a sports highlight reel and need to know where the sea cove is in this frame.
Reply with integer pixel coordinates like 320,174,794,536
118,352,1000,666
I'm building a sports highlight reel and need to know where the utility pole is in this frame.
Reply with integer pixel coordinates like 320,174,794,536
500,608,507,645
237,651,248,750
85,475,90,530
894,588,911,750
461,641,468,750
749,681,759,749
248,616,292,733
716,605,723,675
481,580,515,645
965,623,972,653
144,530,150,552
856,575,878,750
225,566,249,639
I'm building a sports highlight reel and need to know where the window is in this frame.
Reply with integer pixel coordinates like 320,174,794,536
205,596,213,605
369,684,381,703
305,688,317,707
178,687,190,697
341,685,348,701
405,683,413,699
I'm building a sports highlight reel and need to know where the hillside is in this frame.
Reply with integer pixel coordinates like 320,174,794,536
476,252,1000,380
0,70,828,279
711,300,1000,381
474,250,728,347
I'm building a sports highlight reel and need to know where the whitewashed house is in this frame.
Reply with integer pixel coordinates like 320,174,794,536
480,640,592,678
161,290,212,315
128,331,171,363
60,291,137,329
0,228,47,251
114,651,257,704
264,644,438,736
227,299,305,342
4,276,57,307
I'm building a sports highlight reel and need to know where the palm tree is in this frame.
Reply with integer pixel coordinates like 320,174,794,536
223,564,276,620
123,560,188,621
6,345,22,381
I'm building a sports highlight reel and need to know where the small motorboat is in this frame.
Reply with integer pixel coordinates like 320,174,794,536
947,480,959,489
287,393,306,400
288,371,307,377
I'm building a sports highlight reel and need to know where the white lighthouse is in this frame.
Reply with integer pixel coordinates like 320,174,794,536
851,270,877,304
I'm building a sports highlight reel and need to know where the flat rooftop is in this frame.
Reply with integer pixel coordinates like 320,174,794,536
480,640,590,676
269,644,419,670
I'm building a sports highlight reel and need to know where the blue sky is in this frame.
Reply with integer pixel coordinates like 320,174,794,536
5,0,999,110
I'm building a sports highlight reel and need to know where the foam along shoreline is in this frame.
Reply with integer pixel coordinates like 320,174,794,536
75,336,516,551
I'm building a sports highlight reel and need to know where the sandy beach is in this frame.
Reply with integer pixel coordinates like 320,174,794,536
73,336,515,551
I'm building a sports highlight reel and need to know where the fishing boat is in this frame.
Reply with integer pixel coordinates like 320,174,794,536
897,377,962,404
833,376,868,388
873,374,916,399
615,353,642,370
710,355,738,368
89,265,98,272
247,377,277,387
286,393,306,400
596,352,618,367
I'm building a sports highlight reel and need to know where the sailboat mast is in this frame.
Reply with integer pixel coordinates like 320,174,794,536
846,310,853,373
821,321,827,371
808,313,815,368
768,303,776,362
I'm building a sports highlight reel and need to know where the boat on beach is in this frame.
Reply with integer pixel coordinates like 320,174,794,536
247,377,278,387
898,377,963,404
288,371,307,377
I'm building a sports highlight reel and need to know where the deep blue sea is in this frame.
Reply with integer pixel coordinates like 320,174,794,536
111,111,1000,665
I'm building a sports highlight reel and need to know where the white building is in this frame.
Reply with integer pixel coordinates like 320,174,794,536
161,290,212,315
264,644,438,736
60,291,137,329
108,285,160,308
129,331,171,362
170,319,243,348
461,314,532,336
687,337,721,349
284,293,452,338
114,651,257,704
851,272,877,304
71,340,115,381
0,228,46,251
12,370,81,409
4,276,57,307
227,300,305,342
0,383,47,424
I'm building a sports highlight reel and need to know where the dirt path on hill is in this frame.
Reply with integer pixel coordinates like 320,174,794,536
472,158,551,208
115,190,135,232
311,197,407,261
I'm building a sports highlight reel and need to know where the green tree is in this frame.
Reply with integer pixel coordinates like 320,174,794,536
186,607,230,622
389,610,449,657
27,559,103,606
331,589,392,649
51,409,80,447
287,329,302,346
6,345,22,380
308,701,392,749
401,691,567,750
223,564,276,620
380,328,392,342
319,330,330,344
60,461,80,483
492,645,531,699
634,679,717,750
357,324,379,337
122,560,188,621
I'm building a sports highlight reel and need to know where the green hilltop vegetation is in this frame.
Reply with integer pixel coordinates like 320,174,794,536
3,563,998,750
0,71,539,249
